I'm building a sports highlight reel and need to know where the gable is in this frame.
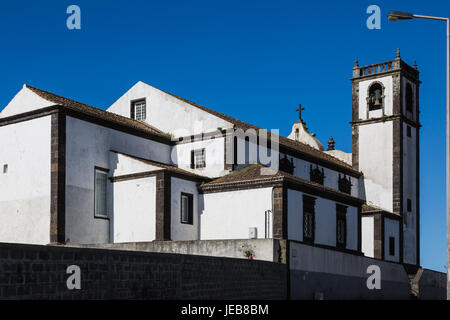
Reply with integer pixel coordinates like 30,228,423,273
0,85,55,118
107,81,233,138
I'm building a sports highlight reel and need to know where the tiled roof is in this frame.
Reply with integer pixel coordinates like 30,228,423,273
153,83,360,174
26,85,168,139
201,163,364,203
111,150,210,181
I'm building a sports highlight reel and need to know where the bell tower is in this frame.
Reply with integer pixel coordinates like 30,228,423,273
351,49,421,267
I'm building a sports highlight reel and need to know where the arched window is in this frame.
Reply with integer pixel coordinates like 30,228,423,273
368,83,384,111
406,83,413,113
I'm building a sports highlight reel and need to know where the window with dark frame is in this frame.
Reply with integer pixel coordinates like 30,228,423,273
191,149,206,169
303,195,316,243
94,168,108,218
407,199,412,212
406,83,413,113
180,193,193,224
389,237,395,256
310,165,325,185
407,125,412,138
336,204,347,248
338,175,352,195
131,100,146,121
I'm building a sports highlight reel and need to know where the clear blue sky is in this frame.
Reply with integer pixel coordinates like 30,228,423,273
0,0,448,272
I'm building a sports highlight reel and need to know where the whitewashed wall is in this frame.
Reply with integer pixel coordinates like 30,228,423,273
361,216,374,258
358,121,393,211
287,189,358,251
384,217,400,262
171,177,200,240
112,176,156,242
107,81,233,137
172,137,226,178
200,188,273,240
65,116,172,244
0,116,51,244
0,86,54,119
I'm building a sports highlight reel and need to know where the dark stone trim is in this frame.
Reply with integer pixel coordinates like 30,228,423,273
50,111,66,244
361,210,402,221
373,213,384,260
155,171,171,241
174,130,225,145
110,170,164,183
350,114,421,128
415,83,421,266
357,206,362,252
393,118,404,263
0,106,59,127
284,179,364,207
272,186,288,239
110,169,207,184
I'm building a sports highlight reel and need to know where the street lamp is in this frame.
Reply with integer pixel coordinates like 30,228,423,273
388,10,450,299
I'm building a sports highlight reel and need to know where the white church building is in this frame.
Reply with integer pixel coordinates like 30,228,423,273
0,51,420,268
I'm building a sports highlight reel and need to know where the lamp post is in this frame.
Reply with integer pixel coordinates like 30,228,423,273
388,10,450,299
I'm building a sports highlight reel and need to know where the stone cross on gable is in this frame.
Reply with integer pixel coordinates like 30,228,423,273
296,104,305,120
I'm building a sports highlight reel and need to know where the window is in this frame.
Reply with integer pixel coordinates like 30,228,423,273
191,149,206,169
336,205,347,248
94,168,108,218
407,199,412,212
131,100,146,121
295,128,299,140
407,125,412,138
338,175,352,195
310,165,325,185
3,164,7,174
368,83,383,111
180,193,193,224
279,155,294,174
389,237,395,256
303,196,316,243
406,83,413,113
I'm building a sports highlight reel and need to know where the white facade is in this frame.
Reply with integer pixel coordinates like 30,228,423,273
200,188,273,240
0,59,421,267
287,189,358,251
0,116,52,244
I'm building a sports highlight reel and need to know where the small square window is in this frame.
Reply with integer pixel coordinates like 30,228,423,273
191,149,206,169
407,126,412,138
180,193,193,224
3,164,8,174
389,237,395,256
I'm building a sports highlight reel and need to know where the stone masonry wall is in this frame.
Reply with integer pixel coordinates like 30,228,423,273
0,242,287,300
